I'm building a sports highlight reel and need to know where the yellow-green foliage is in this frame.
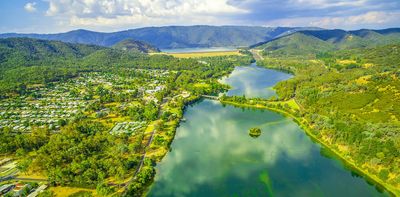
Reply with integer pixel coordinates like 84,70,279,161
257,44,400,192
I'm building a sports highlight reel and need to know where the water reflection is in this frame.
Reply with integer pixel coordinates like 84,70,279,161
148,64,388,197
219,63,292,98
148,100,387,196
149,100,313,196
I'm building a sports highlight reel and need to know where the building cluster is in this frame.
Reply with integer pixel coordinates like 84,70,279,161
110,121,147,135
0,83,88,133
0,158,47,197
0,182,47,197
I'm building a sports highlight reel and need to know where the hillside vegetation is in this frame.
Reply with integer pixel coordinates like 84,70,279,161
0,37,102,68
112,39,160,53
0,38,104,95
254,28,400,58
258,43,400,193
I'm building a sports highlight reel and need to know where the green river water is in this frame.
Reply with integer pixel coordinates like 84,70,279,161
148,63,389,196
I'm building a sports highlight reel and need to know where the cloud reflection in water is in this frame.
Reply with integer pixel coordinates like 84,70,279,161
149,100,314,196
148,65,387,197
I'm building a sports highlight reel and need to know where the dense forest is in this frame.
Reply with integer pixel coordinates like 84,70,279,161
112,39,160,53
254,28,400,58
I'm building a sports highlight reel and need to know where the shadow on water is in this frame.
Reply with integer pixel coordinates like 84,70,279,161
319,146,389,195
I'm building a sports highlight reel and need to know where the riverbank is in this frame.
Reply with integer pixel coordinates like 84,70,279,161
219,99,399,196
146,55,397,196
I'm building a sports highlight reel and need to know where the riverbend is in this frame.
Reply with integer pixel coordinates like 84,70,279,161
148,63,391,196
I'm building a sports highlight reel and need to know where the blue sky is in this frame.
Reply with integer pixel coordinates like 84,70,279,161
1,0,399,33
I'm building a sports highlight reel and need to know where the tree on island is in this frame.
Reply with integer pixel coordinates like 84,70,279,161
249,127,262,138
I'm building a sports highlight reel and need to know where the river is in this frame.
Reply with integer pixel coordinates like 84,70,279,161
219,63,292,98
147,62,389,196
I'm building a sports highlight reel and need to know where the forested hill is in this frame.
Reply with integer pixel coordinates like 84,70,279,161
0,26,317,49
112,39,160,53
0,37,138,95
0,37,253,97
0,37,104,68
253,28,400,57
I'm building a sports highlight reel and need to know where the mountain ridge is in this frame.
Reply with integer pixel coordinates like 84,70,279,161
0,37,104,68
112,39,160,53
252,28,400,57
0,25,320,49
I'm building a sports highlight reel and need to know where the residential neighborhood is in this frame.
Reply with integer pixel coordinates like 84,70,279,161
0,67,196,196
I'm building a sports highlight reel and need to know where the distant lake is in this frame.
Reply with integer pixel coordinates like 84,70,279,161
161,47,237,53
219,62,292,98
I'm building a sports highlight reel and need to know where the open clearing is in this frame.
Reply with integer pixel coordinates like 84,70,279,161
50,186,97,197
163,51,242,58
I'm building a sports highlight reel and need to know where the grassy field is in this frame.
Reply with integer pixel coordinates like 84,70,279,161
156,51,242,58
16,172,47,180
50,186,97,197
268,99,300,110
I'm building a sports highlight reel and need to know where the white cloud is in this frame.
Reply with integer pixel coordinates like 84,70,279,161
24,2,37,13
34,0,400,32
309,11,400,29
288,0,368,9
44,0,248,31
262,11,400,29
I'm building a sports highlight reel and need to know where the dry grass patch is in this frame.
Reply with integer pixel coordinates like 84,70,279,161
362,63,375,68
168,51,241,58
50,186,97,197
355,75,371,85
269,99,300,110
337,59,357,65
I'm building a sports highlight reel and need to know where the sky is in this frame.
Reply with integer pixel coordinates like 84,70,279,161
0,0,399,33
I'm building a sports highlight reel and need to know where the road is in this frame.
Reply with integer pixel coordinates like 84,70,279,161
13,177,47,182
123,125,157,190
250,49,264,61
201,95,219,100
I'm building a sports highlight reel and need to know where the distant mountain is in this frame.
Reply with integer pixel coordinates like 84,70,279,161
300,28,400,48
0,26,319,49
253,28,400,57
112,39,160,53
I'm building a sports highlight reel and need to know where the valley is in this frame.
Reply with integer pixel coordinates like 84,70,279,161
0,25,400,197
148,63,390,197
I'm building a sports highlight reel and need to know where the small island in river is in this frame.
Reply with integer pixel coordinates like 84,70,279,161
249,127,262,138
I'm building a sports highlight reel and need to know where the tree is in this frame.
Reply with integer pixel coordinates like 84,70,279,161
17,158,32,175
96,182,115,196
38,190,55,197
144,101,158,121
249,127,262,138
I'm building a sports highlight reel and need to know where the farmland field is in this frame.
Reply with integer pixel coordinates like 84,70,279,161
168,51,242,58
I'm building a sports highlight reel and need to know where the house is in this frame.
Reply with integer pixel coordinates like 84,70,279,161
0,184,15,195
181,91,191,98
13,183,31,197
145,85,165,94
27,185,47,197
